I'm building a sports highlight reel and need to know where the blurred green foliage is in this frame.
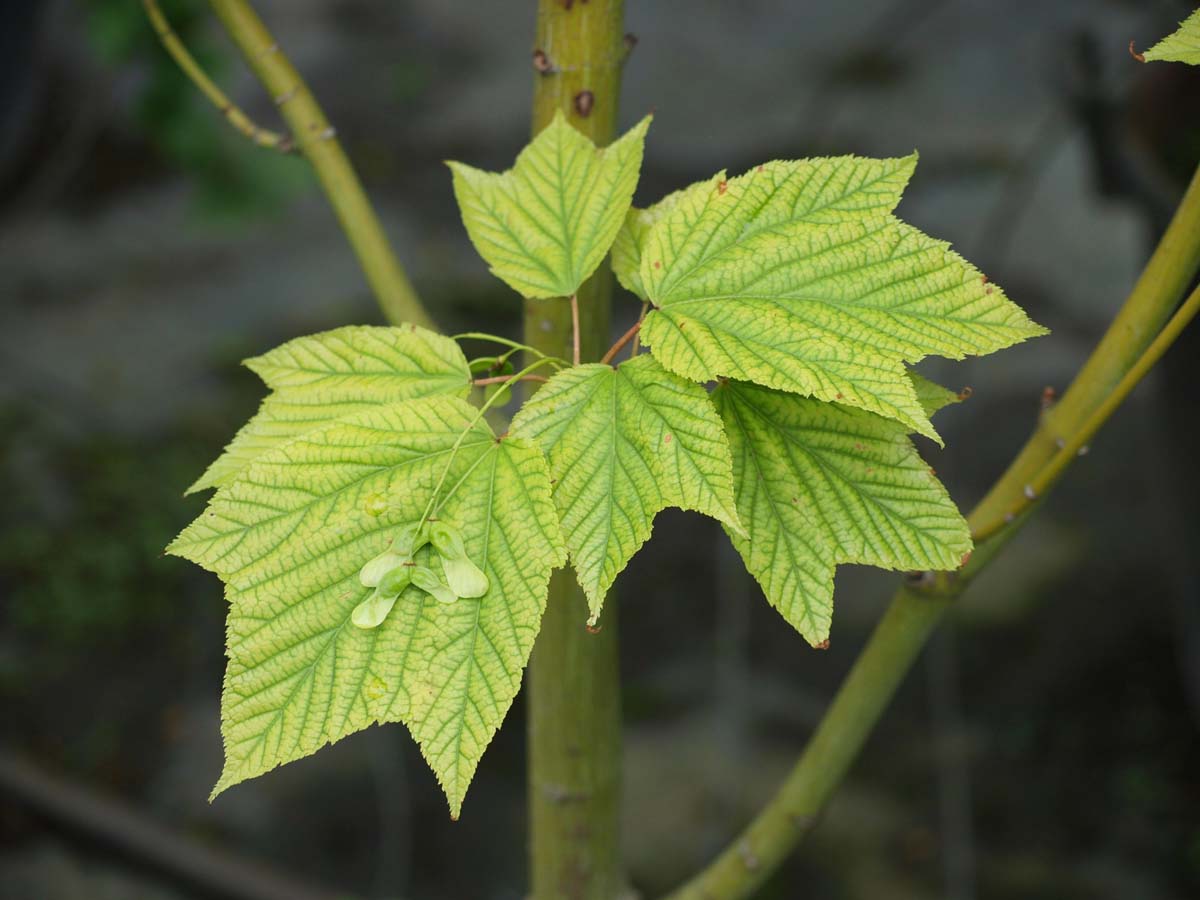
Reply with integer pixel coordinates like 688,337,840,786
0,412,210,645
82,0,307,220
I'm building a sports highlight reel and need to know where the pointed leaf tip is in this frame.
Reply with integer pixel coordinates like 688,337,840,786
1143,10,1200,64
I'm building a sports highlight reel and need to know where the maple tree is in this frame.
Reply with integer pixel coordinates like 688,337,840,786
172,106,1045,813
149,2,1200,897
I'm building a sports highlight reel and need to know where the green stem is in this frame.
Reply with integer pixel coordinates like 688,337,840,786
420,357,562,527
665,587,952,900
968,161,1200,533
206,0,435,331
525,2,629,898
664,163,1200,900
972,281,1200,540
452,332,564,363
143,0,292,152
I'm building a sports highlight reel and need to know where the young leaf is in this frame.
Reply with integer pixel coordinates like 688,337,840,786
633,156,1046,439
449,111,652,299
1143,10,1200,64
190,325,472,493
511,353,742,622
714,378,972,647
168,397,565,817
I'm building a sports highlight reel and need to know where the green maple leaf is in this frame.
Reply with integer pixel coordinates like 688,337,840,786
714,376,971,646
169,397,565,816
1143,10,1200,64
614,155,1046,441
189,325,471,493
449,111,652,299
511,353,742,621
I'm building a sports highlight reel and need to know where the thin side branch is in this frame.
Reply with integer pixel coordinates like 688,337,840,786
142,0,293,152
206,0,435,331
599,319,640,366
630,301,649,356
570,294,581,366
972,281,1200,540
0,751,338,900
473,374,549,386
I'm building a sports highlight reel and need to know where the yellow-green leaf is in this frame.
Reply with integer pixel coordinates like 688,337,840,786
1144,10,1200,64
169,397,565,817
634,156,1046,440
189,325,471,493
715,378,971,646
449,111,652,298
511,353,742,622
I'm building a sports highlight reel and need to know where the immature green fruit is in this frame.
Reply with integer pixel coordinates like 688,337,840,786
411,565,458,605
351,587,398,629
429,521,489,597
441,555,489,599
359,551,406,587
430,521,467,558
484,382,512,408
377,565,413,598
393,522,431,557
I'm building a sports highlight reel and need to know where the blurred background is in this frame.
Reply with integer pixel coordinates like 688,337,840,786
2,1,1199,898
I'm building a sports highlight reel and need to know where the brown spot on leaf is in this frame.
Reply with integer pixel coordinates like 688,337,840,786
814,639,830,650
717,179,728,195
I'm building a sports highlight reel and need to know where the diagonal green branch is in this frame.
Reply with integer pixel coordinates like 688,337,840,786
972,280,1200,540
143,0,293,153
204,0,435,331
662,160,1200,900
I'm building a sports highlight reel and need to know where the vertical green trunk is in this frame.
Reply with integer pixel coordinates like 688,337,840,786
525,2,628,898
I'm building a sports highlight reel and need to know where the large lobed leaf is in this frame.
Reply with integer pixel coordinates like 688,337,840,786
190,325,471,493
714,377,971,646
614,155,1046,441
449,111,652,299
1144,10,1200,64
511,353,742,622
169,397,565,816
